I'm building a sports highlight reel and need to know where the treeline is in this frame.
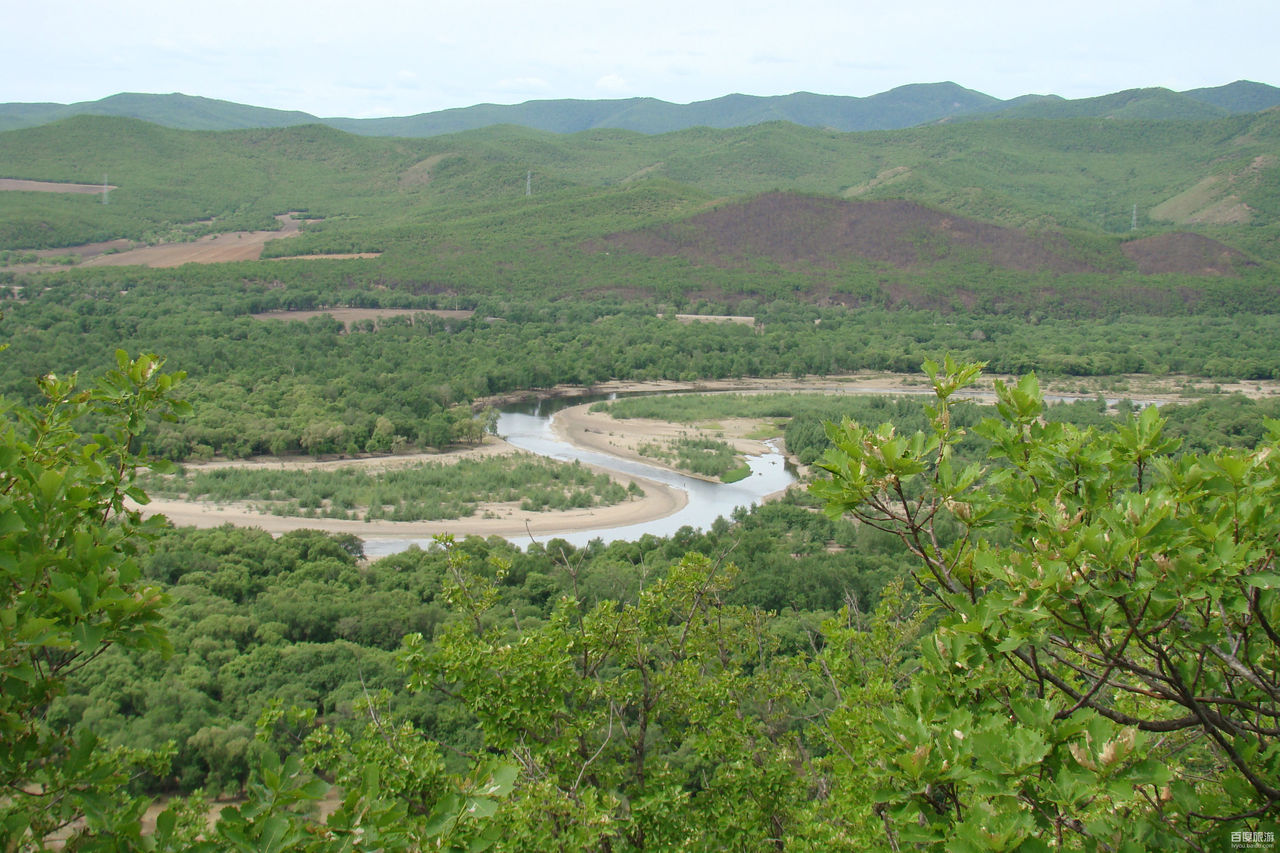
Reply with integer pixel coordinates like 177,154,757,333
597,387,1280,467
600,391,1096,465
785,391,1280,464
5,268,1280,463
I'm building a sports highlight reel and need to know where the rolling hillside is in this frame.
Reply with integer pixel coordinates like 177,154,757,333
6,107,1277,242
1,104,1277,320
3,80,1277,136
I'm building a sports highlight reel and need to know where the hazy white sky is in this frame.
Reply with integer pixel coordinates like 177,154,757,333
6,0,1278,118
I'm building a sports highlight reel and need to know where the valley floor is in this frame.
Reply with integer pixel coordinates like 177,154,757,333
139,422,692,543
136,372,1280,543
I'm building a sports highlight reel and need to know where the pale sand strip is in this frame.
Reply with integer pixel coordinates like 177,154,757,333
549,402,776,475
134,372,1280,542
136,433,688,541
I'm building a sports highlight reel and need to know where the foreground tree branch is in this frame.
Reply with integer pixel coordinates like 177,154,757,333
811,355,1280,850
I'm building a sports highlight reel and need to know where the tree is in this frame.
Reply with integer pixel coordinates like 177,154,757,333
0,351,512,850
812,356,1280,850
400,536,815,851
1,350,189,845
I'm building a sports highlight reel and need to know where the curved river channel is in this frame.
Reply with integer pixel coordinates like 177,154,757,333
361,398,796,557
358,385,1154,558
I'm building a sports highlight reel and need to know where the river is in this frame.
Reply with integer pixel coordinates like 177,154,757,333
361,400,796,556
351,384,1167,558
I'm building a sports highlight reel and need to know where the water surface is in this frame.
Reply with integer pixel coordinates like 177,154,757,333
362,401,794,556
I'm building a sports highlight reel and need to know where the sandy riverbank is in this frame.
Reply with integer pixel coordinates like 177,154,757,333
550,402,778,475
137,432,691,544
136,370,1280,545
484,371,1280,408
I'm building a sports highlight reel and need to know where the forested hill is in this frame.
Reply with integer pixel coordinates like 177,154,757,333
2,79,1278,135
3,107,1278,276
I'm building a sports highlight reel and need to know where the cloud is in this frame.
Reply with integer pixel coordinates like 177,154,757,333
496,77,552,95
595,74,628,93
747,53,796,67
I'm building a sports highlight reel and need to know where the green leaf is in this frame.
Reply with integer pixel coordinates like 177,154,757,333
154,806,176,838
479,763,518,797
37,469,64,503
51,587,83,617
299,778,330,799
994,636,1024,653
465,797,498,819
0,509,25,534
72,621,106,652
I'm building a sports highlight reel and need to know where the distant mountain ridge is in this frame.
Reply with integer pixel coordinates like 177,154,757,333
2,81,1277,137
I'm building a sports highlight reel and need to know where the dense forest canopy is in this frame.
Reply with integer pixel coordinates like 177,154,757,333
2,99,1279,848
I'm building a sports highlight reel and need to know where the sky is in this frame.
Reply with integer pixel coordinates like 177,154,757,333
6,0,1279,118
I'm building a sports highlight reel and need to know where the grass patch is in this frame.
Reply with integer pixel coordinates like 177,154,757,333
744,421,787,440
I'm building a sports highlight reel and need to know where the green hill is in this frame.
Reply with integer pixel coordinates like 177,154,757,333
985,87,1229,121
0,116,431,246
1184,79,1280,113
2,109,1277,316
4,81,1277,136
0,92,322,133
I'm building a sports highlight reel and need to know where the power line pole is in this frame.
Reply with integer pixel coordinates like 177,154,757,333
102,174,109,205
526,171,532,197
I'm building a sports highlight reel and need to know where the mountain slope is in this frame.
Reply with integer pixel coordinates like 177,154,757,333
4,81,1277,137
1183,80,1280,113
599,192,1103,272
0,93,321,133
2,110,1277,277
987,87,1230,121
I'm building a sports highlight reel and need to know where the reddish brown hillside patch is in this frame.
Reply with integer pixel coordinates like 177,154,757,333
596,192,1097,273
1122,233,1256,276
